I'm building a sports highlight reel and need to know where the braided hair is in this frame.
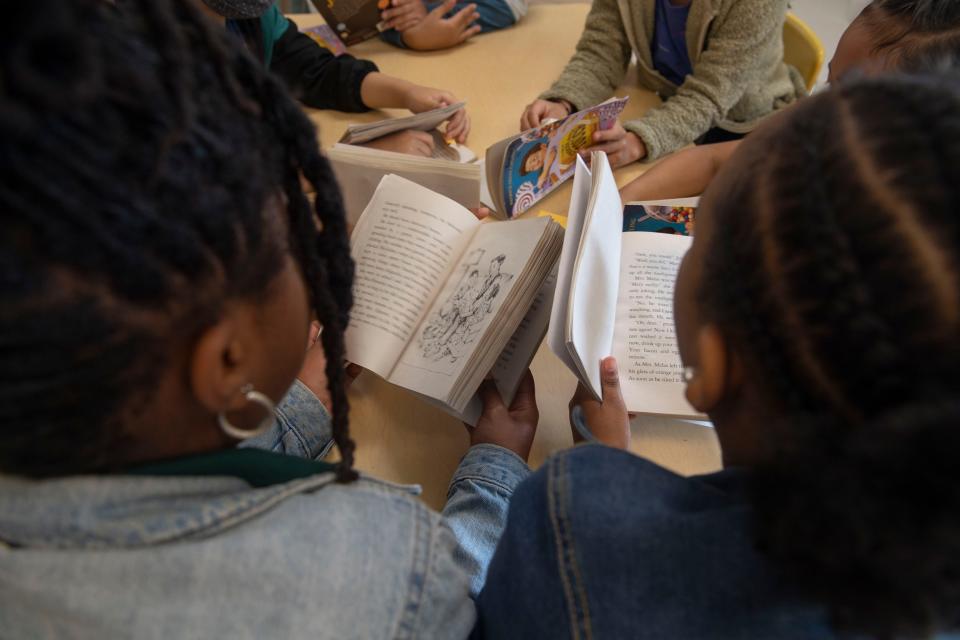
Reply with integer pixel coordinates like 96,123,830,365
0,0,358,481
700,73,960,637
865,0,960,70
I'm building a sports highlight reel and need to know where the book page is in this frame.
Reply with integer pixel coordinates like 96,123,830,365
345,175,479,378
612,231,700,417
567,153,623,399
388,217,548,401
548,155,590,374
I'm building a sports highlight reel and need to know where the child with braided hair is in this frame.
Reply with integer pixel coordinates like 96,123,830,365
619,0,960,202
476,72,960,638
0,0,537,636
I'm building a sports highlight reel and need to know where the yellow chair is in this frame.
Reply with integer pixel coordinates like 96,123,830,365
783,12,825,91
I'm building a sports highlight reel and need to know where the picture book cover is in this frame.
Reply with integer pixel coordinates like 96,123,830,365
500,97,628,218
302,24,348,56
309,0,387,45
622,199,698,235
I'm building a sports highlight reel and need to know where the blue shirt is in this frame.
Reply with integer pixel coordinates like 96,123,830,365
652,0,694,86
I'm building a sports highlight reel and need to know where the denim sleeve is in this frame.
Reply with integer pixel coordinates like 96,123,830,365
441,444,531,598
239,379,334,460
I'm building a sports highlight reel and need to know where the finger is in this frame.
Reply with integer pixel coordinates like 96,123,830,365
599,357,626,408
582,140,625,156
508,370,537,413
591,127,626,144
430,0,457,17
479,378,507,413
394,17,420,31
449,4,478,28
470,206,491,219
456,113,470,143
458,23,481,42
521,106,541,131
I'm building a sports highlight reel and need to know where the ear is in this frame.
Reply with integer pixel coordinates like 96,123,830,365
189,313,253,415
684,323,742,414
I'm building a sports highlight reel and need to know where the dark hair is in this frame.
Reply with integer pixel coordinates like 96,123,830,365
866,0,960,70
520,142,547,175
0,0,358,481
700,73,960,637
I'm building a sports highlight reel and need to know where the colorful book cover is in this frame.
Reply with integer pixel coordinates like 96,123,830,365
309,0,388,45
501,97,628,218
302,24,348,56
622,202,697,235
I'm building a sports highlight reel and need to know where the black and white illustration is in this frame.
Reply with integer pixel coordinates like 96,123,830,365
419,249,515,364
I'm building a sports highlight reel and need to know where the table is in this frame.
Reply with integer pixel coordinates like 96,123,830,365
291,5,722,510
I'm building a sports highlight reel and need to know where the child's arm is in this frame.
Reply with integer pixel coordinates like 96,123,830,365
526,0,632,129
441,373,538,597
270,18,378,112
619,140,741,201
360,73,471,142
624,1,799,161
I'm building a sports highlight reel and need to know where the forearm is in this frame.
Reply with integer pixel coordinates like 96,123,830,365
620,140,741,201
442,444,531,598
539,0,631,111
359,72,416,111
239,380,334,460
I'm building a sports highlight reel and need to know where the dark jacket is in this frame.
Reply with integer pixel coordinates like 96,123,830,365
475,444,832,639
229,5,377,112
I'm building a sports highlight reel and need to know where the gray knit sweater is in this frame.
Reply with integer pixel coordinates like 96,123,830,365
541,0,807,160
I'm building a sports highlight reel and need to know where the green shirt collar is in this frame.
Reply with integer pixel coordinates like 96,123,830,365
130,448,337,488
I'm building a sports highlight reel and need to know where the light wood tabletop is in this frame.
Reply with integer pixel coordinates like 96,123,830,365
291,5,721,510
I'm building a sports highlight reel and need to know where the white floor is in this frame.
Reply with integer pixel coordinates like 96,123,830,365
789,0,871,84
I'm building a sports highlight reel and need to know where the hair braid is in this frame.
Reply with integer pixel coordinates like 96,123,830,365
0,0,357,479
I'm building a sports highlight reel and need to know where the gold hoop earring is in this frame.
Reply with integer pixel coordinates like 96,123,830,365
217,384,276,440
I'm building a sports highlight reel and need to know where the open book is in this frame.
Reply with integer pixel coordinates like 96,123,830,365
484,97,628,219
309,0,385,45
547,152,703,418
346,175,564,422
328,144,480,225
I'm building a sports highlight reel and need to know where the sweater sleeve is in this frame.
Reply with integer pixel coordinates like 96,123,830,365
626,0,790,160
269,18,378,112
538,0,632,113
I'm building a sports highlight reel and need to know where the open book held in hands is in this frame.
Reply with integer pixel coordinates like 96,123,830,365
346,175,564,424
309,0,387,45
484,97,628,219
547,152,704,418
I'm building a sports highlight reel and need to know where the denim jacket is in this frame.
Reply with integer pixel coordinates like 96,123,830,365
0,380,529,639
476,444,835,639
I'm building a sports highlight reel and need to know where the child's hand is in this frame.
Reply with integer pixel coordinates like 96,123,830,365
568,357,631,449
361,130,436,157
381,0,427,32
583,121,646,168
401,0,481,51
521,99,571,130
469,371,538,461
402,85,471,143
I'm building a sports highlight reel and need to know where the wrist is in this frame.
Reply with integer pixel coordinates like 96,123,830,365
549,98,574,116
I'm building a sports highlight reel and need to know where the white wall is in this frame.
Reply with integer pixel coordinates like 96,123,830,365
789,0,871,84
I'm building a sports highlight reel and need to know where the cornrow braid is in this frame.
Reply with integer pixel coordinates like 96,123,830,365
699,73,960,637
0,0,357,481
